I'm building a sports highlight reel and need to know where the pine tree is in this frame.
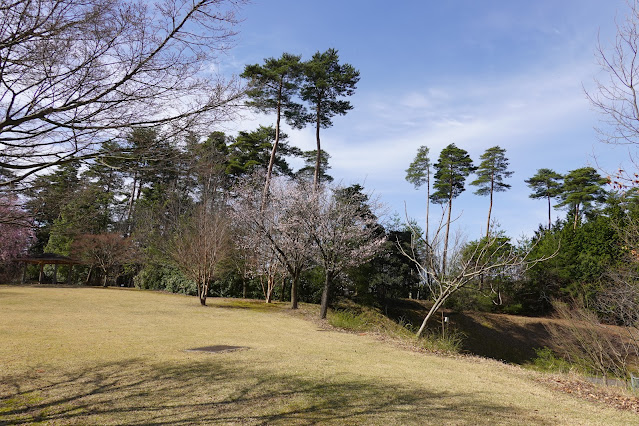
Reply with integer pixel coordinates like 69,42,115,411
300,49,359,188
556,167,608,229
470,146,513,238
406,146,432,241
242,53,307,202
430,144,475,274
525,168,563,230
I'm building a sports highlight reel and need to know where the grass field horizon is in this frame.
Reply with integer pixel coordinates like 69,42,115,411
1,285,637,424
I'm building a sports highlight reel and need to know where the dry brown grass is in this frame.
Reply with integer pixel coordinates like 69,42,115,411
1,285,638,425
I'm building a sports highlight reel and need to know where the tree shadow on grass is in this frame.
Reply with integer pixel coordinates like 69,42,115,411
0,358,549,425
454,313,552,364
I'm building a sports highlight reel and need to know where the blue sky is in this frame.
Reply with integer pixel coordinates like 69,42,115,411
218,0,631,239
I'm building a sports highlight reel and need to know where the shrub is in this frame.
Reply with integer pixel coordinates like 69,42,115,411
417,328,466,353
528,347,575,374
134,265,197,295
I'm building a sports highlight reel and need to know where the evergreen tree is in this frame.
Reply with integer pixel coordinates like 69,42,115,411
525,168,564,230
295,149,333,183
406,146,432,240
556,167,609,229
430,144,475,274
25,163,80,252
300,48,359,188
227,126,300,179
242,53,307,200
471,146,513,238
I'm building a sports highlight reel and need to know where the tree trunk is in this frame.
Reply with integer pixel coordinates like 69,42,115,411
425,174,430,243
425,174,433,291
242,277,247,299
290,271,300,310
313,102,322,189
442,194,453,276
573,204,580,229
547,195,552,230
262,81,283,210
199,282,207,306
126,172,137,227
85,265,93,285
320,272,331,319
486,175,494,239
417,290,449,338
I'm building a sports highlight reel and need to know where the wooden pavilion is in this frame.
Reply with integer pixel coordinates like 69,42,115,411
16,253,82,284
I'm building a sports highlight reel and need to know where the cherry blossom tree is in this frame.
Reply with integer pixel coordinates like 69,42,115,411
232,173,314,308
0,196,33,266
301,185,386,319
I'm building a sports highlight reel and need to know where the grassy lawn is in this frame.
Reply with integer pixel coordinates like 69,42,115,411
1,286,637,425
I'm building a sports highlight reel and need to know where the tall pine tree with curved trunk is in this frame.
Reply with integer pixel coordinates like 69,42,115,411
470,146,513,238
406,146,432,242
525,168,563,230
242,53,306,206
300,49,359,189
430,144,475,275
556,167,608,229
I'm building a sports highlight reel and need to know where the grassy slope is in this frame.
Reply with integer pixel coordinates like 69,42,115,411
1,286,637,425
384,298,632,365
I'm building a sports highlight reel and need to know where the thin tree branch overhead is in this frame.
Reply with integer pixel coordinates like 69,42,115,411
0,0,246,186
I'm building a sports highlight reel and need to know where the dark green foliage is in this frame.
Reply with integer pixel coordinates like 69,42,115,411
445,287,495,312
134,264,197,295
470,146,513,196
25,162,80,252
295,149,333,183
226,126,301,178
471,146,513,237
300,48,359,185
242,53,307,129
430,144,475,204
525,213,623,312
368,229,421,300
300,48,360,129
525,168,563,229
556,167,608,228
526,168,563,200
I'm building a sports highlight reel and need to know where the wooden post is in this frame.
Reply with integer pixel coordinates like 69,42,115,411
22,262,27,284
38,263,44,284
53,264,58,284
67,265,73,284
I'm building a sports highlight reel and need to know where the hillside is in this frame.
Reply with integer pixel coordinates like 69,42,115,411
384,299,558,364
1,286,638,425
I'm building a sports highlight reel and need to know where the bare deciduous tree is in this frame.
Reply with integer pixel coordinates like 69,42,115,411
589,1,639,148
72,233,136,287
168,204,231,305
548,300,637,384
401,209,555,338
0,0,246,187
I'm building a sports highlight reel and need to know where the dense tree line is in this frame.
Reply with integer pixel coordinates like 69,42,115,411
1,122,633,322
1,0,639,344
